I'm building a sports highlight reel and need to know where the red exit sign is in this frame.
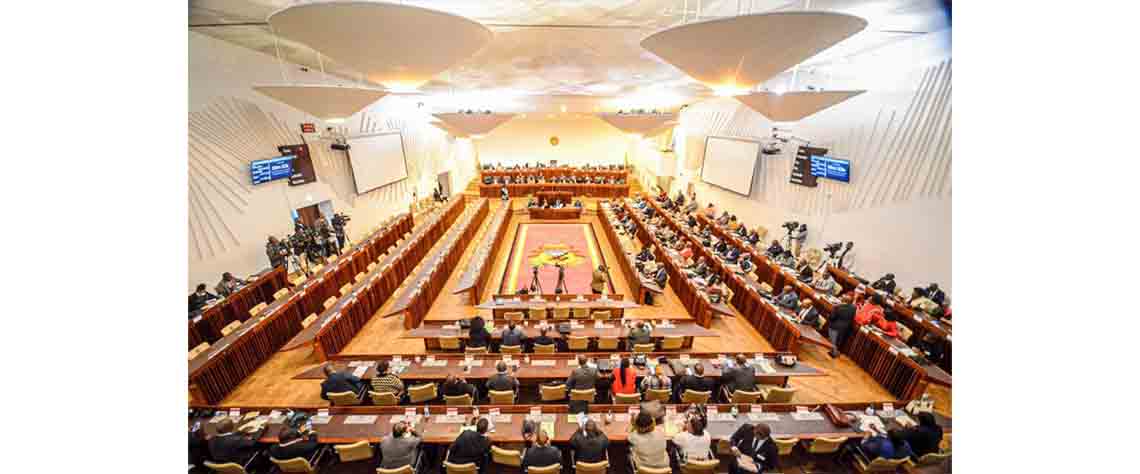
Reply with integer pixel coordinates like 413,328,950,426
300,123,316,133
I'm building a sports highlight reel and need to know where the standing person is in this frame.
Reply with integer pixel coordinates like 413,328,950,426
468,315,491,349
486,361,520,394
720,354,757,395
379,421,422,469
836,241,856,272
791,224,807,257
266,236,288,270
500,322,525,349
565,355,598,391
628,412,669,469
591,265,608,295
729,423,779,474
828,294,856,358
570,420,610,463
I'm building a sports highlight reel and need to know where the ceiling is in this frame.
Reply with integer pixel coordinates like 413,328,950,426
190,0,950,109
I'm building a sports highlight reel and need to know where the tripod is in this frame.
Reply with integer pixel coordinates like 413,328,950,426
554,264,569,294
288,252,311,277
529,266,543,294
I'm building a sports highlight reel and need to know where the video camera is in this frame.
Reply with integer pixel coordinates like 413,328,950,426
781,221,799,232
824,242,843,255
331,212,350,228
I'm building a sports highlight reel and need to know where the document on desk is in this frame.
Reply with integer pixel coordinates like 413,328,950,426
310,415,332,425
344,415,378,425
351,366,368,378
748,413,781,422
790,412,825,421
531,360,557,367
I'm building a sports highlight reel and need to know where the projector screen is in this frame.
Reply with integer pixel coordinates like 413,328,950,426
701,136,761,196
346,132,409,194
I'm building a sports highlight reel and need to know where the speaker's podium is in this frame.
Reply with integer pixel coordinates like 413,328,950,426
528,206,582,219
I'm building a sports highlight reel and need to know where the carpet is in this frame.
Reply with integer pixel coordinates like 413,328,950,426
502,223,606,295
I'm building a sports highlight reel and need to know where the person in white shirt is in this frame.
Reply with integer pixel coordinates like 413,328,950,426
671,416,712,464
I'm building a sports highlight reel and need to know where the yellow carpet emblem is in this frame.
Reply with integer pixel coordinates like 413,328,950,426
528,243,586,268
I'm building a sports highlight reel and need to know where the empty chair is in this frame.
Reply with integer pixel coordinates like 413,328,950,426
534,343,557,354
465,346,488,354
322,296,337,310
596,337,620,350
528,307,548,320
570,388,596,402
310,264,325,274
500,344,523,354
572,308,590,319
679,458,720,474
339,283,352,296
445,394,473,406
567,336,590,351
897,324,914,342
552,308,571,320
540,384,568,402
376,466,414,474
529,465,561,474
273,288,290,300
636,466,672,474
220,321,242,337
203,461,247,474
407,383,438,404
289,273,308,286
248,302,268,318
728,389,763,404
333,440,373,463
644,388,671,402
852,456,909,473
188,342,210,360
504,311,525,322
632,343,655,353
802,436,847,471
659,336,684,351
758,385,796,403
368,390,400,406
488,390,516,404
301,313,318,329
367,262,377,272
590,311,611,320
443,461,478,474
327,391,362,406
914,451,952,466
575,459,609,474
612,392,641,404
439,336,461,351
680,389,711,404
269,456,318,473
490,446,522,469
773,437,800,457
354,272,366,283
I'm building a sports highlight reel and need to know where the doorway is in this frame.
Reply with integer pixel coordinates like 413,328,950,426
293,200,335,227
437,171,451,198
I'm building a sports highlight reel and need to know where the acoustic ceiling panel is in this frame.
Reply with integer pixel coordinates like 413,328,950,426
268,1,493,90
595,113,678,135
432,113,517,136
640,11,867,91
735,90,866,122
429,120,469,138
252,84,387,120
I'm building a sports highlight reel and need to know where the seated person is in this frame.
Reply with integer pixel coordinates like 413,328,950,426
320,364,364,401
527,197,537,208
531,327,556,351
776,250,797,267
500,322,525,348
672,416,712,463
447,418,492,469
703,203,717,218
797,261,815,282
679,242,695,261
925,283,946,305
574,199,583,208
812,271,837,294
208,418,266,465
571,420,611,463
855,294,886,327
872,273,897,295
795,299,821,327
627,321,653,346
901,412,944,457
765,240,784,258
860,428,914,460
188,283,218,312
720,354,757,394
628,412,669,469
639,365,672,392
727,215,741,231
678,363,715,394
652,265,668,289
713,238,729,255
610,357,638,396
269,427,320,461
674,190,686,207
468,316,492,349
214,272,246,297
729,423,778,474
738,254,754,273
522,430,562,470
735,221,749,237
875,311,901,339
442,374,478,400
486,361,520,394
636,246,653,262
716,211,731,226
746,229,760,245
684,199,699,214
725,246,742,264
908,288,940,314
686,213,698,228
775,285,799,311
370,360,405,399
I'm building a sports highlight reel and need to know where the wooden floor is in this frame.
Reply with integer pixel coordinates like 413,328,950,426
216,196,951,418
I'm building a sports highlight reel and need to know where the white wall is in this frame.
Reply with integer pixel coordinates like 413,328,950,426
474,116,628,167
637,38,952,295
188,32,475,290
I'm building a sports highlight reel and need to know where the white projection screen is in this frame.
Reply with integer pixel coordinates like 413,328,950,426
701,136,762,196
346,132,409,194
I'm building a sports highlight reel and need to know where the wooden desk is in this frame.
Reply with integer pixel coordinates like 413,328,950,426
597,201,663,304
190,403,949,445
479,183,629,199
527,206,583,219
453,203,512,305
476,295,641,319
404,320,718,351
188,267,288,350
383,199,489,328
280,198,468,359
481,167,628,181
188,212,415,405
534,190,573,203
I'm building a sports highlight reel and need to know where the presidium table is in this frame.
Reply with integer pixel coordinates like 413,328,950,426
476,294,643,319
527,206,583,219
404,319,718,351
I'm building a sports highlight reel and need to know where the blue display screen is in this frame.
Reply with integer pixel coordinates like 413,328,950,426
809,155,851,183
251,155,295,185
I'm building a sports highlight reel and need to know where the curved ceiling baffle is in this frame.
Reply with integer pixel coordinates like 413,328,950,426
267,1,494,91
252,84,388,122
734,90,867,122
595,113,678,136
428,120,469,138
431,113,517,138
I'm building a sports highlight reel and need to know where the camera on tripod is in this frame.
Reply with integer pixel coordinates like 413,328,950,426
824,242,843,254
781,221,799,232
331,213,351,227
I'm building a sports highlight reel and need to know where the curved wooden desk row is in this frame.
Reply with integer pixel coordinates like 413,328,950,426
188,267,288,350
283,197,471,359
690,208,952,397
382,199,490,329
188,213,417,405
617,200,734,328
453,203,512,305
479,183,629,199
404,320,718,350
527,206,583,219
475,295,641,320
481,167,628,179
640,198,832,355
190,402,949,445
597,202,663,304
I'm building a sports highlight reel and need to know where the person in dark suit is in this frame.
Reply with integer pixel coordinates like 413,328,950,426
522,430,562,470
447,418,491,469
570,419,610,463
653,266,668,289
468,315,491,349
486,362,520,394
872,273,897,295
729,423,779,474
775,285,799,311
720,355,757,395
531,327,556,352
901,412,944,457
499,322,525,348
188,283,217,313
677,363,715,396
268,427,319,461
442,374,478,400
207,418,265,465
320,364,364,401
565,355,598,391
926,283,946,305
795,299,821,327
828,294,857,358
627,322,653,346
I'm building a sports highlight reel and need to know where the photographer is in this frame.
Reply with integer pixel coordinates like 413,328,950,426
266,236,288,270
791,223,807,257
837,242,856,272
331,213,350,251
315,219,338,257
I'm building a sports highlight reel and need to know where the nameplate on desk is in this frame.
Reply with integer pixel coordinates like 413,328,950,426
790,412,825,421
748,412,781,422
462,360,484,367
344,415,378,424
435,415,466,424
530,360,556,367
310,415,332,425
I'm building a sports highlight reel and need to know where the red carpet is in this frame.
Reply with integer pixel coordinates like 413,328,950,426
502,223,604,295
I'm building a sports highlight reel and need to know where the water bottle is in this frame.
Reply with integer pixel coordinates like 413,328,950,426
425,405,431,419
730,405,739,417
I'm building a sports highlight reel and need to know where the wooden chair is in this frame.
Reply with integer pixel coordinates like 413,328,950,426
376,464,414,474
567,336,590,351
541,384,568,402
248,302,268,317
368,390,400,406
326,255,338,264
443,461,478,474
552,308,571,320
728,389,763,404
528,465,561,474
898,324,914,342
528,307,548,320
439,336,461,351
445,394,473,406
679,458,720,474
188,342,210,360
773,437,800,456
465,345,488,354
636,466,673,474
570,388,596,402
310,264,325,274
367,262,377,272
802,436,847,471
407,383,438,403
301,313,318,328
203,461,247,474
333,440,373,463
590,311,611,320
913,451,951,466
488,390,516,404
354,272,366,283
758,385,796,403
273,288,291,300
853,456,909,473
500,344,523,354
289,273,308,286
490,445,522,467
659,336,684,351
632,343,655,353
269,456,317,473
596,337,620,350
680,389,711,404
220,321,242,337
575,459,609,474
534,343,557,353
327,390,362,406
612,392,641,404
572,308,590,319
322,296,337,310
644,388,671,402
339,283,353,296
504,311,525,322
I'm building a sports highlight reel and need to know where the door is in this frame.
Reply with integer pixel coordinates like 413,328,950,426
295,204,321,228
437,171,451,197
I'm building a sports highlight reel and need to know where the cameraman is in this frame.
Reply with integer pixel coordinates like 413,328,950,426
331,213,350,251
266,236,288,270
791,223,807,257
315,219,339,256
